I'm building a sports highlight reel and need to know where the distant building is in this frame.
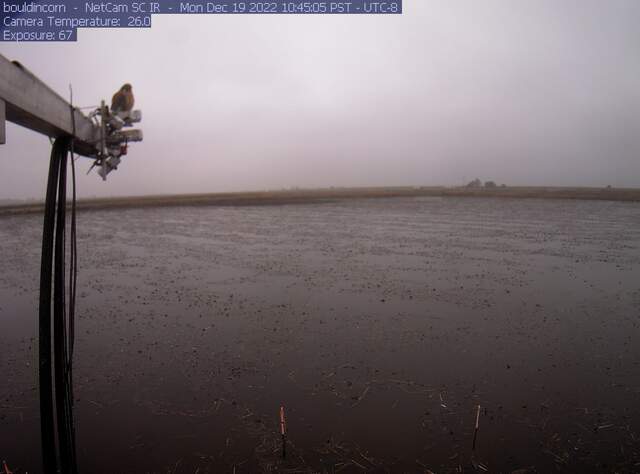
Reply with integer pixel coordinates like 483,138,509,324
484,181,497,188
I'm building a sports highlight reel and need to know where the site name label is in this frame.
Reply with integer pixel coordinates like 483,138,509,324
1,0,401,42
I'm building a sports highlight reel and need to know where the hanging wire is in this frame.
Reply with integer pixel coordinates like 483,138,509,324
67,84,79,473
38,86,81,473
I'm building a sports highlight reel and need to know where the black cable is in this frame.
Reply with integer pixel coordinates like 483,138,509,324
53,141,70,471
67,93,79,472
39,139,63,474
68,117,79,474
69,153,77,364
39,135,78,474
69,93,78,367
39,86,82,473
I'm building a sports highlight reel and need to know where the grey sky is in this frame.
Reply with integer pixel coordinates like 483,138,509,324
1,0,639,200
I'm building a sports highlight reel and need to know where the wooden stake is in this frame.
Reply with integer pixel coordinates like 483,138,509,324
472,405,481,451
280,406,286,459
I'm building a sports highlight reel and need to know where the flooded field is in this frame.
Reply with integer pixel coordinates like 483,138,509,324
1,196,640,473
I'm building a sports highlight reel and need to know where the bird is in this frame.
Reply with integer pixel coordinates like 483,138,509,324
111,83,134,116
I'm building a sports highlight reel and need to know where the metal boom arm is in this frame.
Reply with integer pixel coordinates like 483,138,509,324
0,54,102,157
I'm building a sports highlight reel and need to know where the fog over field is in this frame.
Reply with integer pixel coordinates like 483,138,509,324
1,1,640,199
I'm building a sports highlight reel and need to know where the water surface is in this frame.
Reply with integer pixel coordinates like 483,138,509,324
1,197,640,473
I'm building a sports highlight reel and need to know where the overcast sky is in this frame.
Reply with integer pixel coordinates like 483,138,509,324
1,0,639,200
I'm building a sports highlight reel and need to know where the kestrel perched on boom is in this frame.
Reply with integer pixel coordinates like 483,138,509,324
111,83,134,116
